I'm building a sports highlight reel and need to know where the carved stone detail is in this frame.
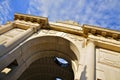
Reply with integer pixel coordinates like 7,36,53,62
91,29,96,34
112,34,118,39
101,32,107,37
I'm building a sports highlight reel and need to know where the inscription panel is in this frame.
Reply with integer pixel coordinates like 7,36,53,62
98,49,120,68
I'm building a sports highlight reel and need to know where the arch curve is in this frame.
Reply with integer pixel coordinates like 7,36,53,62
18,36,80,80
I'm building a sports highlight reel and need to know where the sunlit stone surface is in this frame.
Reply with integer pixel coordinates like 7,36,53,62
0,13,120,80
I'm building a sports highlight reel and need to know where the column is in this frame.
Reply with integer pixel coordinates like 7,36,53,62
86,40,95,80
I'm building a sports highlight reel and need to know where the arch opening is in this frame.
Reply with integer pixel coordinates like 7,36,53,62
17,36,80,80
18,57,74,80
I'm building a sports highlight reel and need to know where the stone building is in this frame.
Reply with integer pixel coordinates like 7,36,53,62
0,13,120,80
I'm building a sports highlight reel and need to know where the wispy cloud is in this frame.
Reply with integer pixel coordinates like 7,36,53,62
0,0,119,30
0,0,11,25
79,0,120,30
27,0,120,30
27,0,64,17
27,0,85,21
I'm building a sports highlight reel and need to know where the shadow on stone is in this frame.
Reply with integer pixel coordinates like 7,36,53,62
80,66,87,80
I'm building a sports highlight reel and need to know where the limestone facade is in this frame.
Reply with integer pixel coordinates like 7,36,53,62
0,13,120,80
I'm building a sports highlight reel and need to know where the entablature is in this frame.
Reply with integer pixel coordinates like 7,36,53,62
82,24,120,52
0,13,120,56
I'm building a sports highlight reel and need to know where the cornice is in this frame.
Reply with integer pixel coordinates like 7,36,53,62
14,13,49,28
49,23,86,37
13,14,120,40
88,34,120,52
83,24,120,40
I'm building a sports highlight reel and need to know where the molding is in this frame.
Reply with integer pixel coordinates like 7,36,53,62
13,20,41,32
88,34,120,52
14,13,49,29
49,23,87,37
83,24,120,40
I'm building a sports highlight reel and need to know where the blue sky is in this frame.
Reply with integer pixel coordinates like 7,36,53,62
0,0,120,30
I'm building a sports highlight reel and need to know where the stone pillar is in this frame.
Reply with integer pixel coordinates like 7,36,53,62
86,40,95,80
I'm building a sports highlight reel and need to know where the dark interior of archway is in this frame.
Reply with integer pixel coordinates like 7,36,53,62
17,57,74,80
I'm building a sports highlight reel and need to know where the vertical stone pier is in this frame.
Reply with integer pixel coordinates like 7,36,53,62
86,40,95,80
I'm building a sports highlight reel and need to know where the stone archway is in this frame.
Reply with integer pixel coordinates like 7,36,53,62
17,36,80,80
18,57,74,80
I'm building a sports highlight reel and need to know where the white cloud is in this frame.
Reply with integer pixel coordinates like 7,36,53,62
27,0,86,21
77,0,120,30
27,0,120,30
0,0,11,25
27,0,64,17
